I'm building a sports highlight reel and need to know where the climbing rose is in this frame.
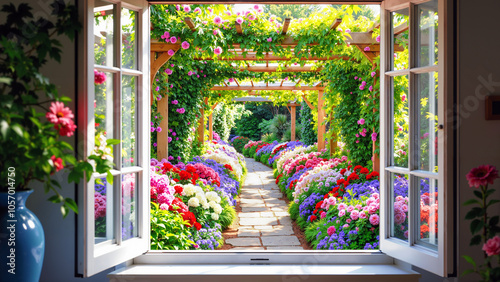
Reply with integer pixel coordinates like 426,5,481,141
176,108,185,114
482,236,500,256
172,100,178,105
371,71,376,77
466,165,499,188
161,31,170,40
214,46,222,55
181,41,190,50
193,7,201,14
94,69,106,85
357,118,365,125
267,37,272,42
183,5,191,12
376,35,381,42
170,36,177,44
253,4,260,10
236,17,243,24
213,16,222,25
402,94,406,102
369,86,373,91
369,214,380,226
165,68,172,75
371,132,378,141
364,46,371,51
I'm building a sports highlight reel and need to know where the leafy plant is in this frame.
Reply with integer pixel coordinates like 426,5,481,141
150,202,195,250
270,114,289,140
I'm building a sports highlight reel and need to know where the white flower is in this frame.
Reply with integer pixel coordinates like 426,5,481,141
183,184,195,196
202,203,210,209
188,197,200,207
206,191,221,203
209,200,217,209
211,213,219,220
213,204,223,214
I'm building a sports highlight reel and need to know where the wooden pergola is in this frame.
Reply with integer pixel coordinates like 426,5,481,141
151,16,405,170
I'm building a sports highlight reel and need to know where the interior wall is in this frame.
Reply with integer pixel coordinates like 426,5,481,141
456,0,500,281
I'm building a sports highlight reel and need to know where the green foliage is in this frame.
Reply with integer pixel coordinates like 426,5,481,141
231,136,250,153
213,103,247,141
283,124,302,142
262,132,279,143
150,203,195,250
300,102,317,145
270,114,289,140
263,4,322,19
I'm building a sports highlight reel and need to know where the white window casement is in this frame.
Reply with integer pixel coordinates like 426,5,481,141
77,0,455,279
77,0,150,277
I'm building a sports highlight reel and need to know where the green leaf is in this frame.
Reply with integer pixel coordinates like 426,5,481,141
0,77,12,85
461,269,475,277
490,216,499,227
106,139,121,145
465,207,484,220
10,124,24,137
488,199,500,207
0,120,8,138
470,219,484,234
470,235,482,246
463,255,476,268
473,190,483,199
106,171,114,184
463,198,479,206
64,198,78,214
47,195,63,203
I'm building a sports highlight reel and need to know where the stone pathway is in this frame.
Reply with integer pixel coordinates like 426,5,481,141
225,158,304,250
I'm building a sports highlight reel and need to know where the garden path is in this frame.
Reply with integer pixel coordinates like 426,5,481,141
225,158,303,250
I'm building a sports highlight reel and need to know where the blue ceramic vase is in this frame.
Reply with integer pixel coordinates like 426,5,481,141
0,190,45,282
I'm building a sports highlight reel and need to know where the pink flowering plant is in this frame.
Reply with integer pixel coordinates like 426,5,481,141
462,165,500,281
0,1,117,217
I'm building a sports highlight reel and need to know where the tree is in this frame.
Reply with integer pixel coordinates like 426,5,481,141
263,4,322,20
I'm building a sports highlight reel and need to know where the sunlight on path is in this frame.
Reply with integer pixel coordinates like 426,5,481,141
225,158,304,250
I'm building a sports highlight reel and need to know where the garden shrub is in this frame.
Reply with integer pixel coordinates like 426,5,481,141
231,136,250,153
150,202,195,250
300,102,317,145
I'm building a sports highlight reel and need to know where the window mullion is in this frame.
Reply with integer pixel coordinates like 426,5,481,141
114,1,123,246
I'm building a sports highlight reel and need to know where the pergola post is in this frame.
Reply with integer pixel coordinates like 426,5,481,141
290,105,296,141
157,84,169,160
329,106,337,156
208,113,213,141
317,90,326,151
198,107,204,144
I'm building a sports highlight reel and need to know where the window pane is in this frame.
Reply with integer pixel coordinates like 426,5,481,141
95,177,114,243
416,0,438,67
94,1,115,66
122,173,137,240
416,72,438,172
122,75,137,167
392,8,409,70
122,8,138,70
94,70,114,140
417,177,438,249
392,75,409,168
391,173,409,241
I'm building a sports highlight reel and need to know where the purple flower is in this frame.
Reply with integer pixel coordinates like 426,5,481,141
168,137,172,143
153,142,157,147
155,86,159,91
151,127,155,132
156,127,162,132
358,118,365,125
168,156,174,160
371,71,376,77
170,84,173,88
369,86,373,91
172,132,177,136
188,71,193,76
157,95,162,101
172,100,178,105
177,156,181,160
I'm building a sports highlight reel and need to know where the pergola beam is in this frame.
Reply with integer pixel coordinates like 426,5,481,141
211,86,325,91
240,66,321,72
184,17,196,32
330,18,342,31
235,21,243,34
194,54,356,61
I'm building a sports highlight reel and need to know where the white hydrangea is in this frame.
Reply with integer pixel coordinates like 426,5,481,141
183,184,196,197
206,191,221,203
208,200,217,209
211,213,219,220
202,203,210,209
187,197,200,207
213,203,223,215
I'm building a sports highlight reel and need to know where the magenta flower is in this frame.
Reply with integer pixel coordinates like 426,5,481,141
213,29,219,36
228,78,234,83
354,76,358,80
359,85,365,90
161,31,170,40
364,46,371,51
176,137,179,141
183,5,191,12
175,5,180,11
267,37,272,42
157,95,162,101
168,137,172,143
214,46,222,55
156,127,162,132
248,14,256,21
466,165,499,188
176,108,185,114
155,86,159,91
194,7,201,14
346,29,351,33
327,226,336,236
214,16,222,25
369,86,373,91
207,7,212,13
355,133,359,138
167,49,175,56
170,36,177,44
236,17,243,24
402,94,406,102
181,41,190,50
172,100,178,105
253,4,259,10
376,35,381,42
172,132,177,136
371,71,376,77
153,142,157,147
483,236,500,256
371,132,377,141
170,84,173,88
369,214,380,226
94,70,106,85
168,156,174,160
165,68,173,75
150,127,155,133
188,71,193,76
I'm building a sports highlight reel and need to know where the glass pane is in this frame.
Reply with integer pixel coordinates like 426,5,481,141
416,0,438,67
122,75,137,167
417,177,438,249
122,173,137,240
392,75,409,168
392,8,409,70
391,173,409,241
94,1,115,66
94,70,114,140
122,8,138,69
416,72,438,172
95,177,114,243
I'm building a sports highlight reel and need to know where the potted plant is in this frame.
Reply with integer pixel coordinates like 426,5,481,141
0,1,117,281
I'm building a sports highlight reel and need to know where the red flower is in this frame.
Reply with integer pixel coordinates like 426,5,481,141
360,167,369,174
46,101,74,127
483,236,500,256
315,201,323,209
186,164,196,174
340,168,347,175
54,122,77,137
310,215,317,222
179,170,191,180
170,197,188,213
347,165,352,170
173,178,179,182
224,164,233,171
466,165,499,188
194,222,202,231
337,179,345,186
162,162,174,172
50,155,64,172
313,209,318,214
174,185,183,194
354,165,363,171
347,173,359,182
371,171,379,177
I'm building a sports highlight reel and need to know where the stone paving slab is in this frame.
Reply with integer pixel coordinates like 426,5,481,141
238,213,261,218
241,207,270,212
239,217,278,226
261,236,301,246
261,226,294,236
266,246,304,250
238,229,261,237
226,238,261,247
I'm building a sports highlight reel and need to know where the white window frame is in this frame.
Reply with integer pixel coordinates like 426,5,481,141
77,0,150,277
379,0,454,277
76,0,456,278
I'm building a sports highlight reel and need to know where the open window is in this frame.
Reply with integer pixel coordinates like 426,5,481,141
77,0,454,278
77,0,150,277
379,0,453,276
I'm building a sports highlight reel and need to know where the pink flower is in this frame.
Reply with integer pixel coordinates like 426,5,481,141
350,210,360,220
213,29,219,36
214,46,222,55
228,78,234,83
253,4,260,10
267,37,272,42
338,209,346,217
369,86,373,91
369,214,380,226
168,49,175,56
183,5,191,12
214,16,222,25
357,118,365,125
94,70,106,85
46,101,74,126
371,132,377,141
157,95,162,101
151,127,155,132
188,71,193,76
153,142,157,147
50,155,64,172
376,35,380,42
354,76,358,80
371,71,376,77
364,46,371,51
343,224,349,229
176,108,185,114
156,127,162,132
181,41,190,50
165,68,173,75
170,36,177,44
327,225,336,236
346,29,351,33
466,165,499,188
483,236,500,256
402,94,406,102
155,86,159,91
161,31,170,40
359,85,365,90
359,212,367,219
194,7,201,14
422,132,430,139
236,17,244,24
172,100,178,105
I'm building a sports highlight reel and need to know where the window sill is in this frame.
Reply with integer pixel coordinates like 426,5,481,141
108,264,420,282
